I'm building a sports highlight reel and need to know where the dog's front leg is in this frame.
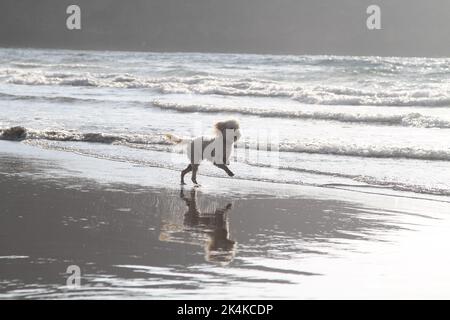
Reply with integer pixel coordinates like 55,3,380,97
181,164,192,185
214,164,235,177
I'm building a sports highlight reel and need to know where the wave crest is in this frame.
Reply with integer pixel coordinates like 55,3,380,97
4,67,450,107
0,126,169,145
2,126,450,162
275,141,450,161
152,100,450,128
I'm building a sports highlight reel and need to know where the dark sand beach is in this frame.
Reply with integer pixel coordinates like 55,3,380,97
1,140,450,299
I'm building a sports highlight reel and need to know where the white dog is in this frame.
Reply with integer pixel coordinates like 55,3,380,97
166,119,241,185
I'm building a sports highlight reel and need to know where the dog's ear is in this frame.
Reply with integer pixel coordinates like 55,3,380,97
214,121,226,132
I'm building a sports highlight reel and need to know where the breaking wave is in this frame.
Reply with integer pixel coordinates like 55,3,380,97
0,92,101,104
2,88,449,128
152,100,450,128
275,141,450,161
0,126,169,145
2,126,450,162
3,67,450,107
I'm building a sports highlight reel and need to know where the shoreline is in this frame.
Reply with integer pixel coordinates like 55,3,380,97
2,141,450,299
1,140,448,203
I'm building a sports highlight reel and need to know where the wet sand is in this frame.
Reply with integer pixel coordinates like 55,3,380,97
1,140,450,299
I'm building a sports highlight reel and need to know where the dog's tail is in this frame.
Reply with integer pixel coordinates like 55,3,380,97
164,133,191,145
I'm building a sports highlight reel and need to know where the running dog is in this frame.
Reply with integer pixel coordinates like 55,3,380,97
165,119,241,185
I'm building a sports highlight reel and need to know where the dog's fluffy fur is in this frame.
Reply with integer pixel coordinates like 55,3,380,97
166,119,241,185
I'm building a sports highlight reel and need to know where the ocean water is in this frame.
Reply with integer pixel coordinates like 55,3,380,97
1,47,450,196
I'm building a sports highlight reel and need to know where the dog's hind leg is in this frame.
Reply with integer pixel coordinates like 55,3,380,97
191,164,200,186
181,164,192,185
214,164,235,177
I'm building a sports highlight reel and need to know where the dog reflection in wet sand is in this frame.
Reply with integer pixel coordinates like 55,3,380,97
180,188,236,264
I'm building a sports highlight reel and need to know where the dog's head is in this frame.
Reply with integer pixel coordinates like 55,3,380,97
214,119,241,142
